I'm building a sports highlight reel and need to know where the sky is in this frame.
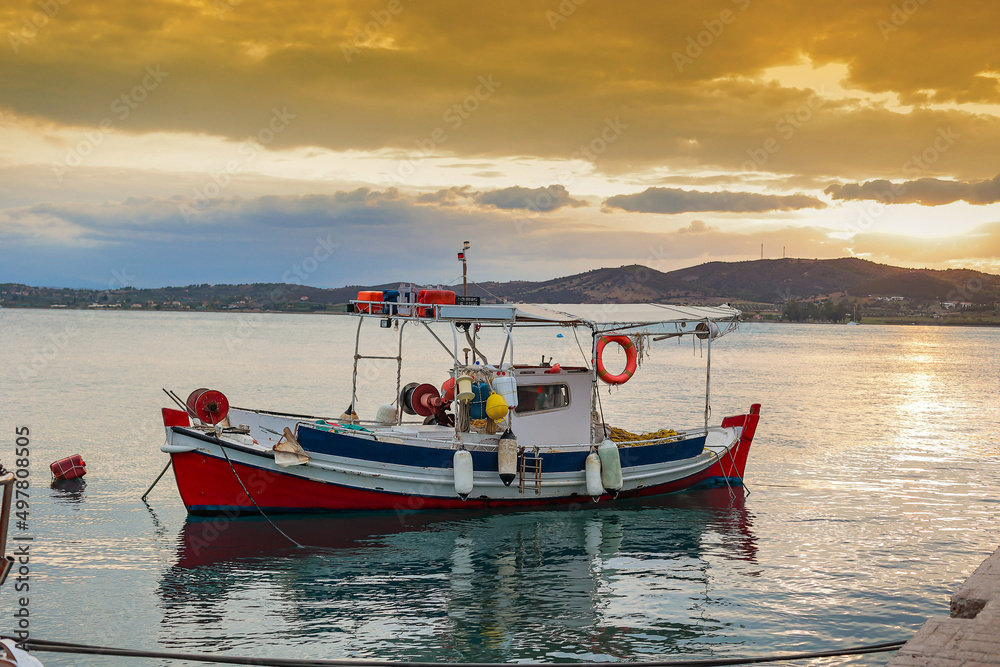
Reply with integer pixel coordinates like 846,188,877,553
2,0,1000,289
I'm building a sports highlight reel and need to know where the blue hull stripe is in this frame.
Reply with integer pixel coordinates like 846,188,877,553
295,427,705,472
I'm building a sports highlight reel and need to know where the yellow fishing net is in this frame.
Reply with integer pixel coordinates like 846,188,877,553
608,426,680,446
469,418,500,434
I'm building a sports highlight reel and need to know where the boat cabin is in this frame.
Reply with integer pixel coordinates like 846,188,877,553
509,365,592,447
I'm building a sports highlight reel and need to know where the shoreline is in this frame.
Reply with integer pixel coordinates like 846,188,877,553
889,546,1000,666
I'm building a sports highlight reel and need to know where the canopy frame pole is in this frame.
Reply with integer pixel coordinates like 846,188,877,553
506,324,515,366
350,316,364,416
395,321,407,425
572,325,591,367
449,321,467,445
590,327,603,446
421,321,461,366
704,323,712,434
499,324,512,367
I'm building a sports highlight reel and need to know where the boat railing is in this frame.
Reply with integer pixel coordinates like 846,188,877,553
350,299,496,323
298,418,710,450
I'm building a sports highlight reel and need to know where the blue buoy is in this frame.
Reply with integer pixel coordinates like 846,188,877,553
556,334,564,338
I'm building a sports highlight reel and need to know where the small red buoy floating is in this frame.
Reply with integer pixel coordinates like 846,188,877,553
51,454,87,480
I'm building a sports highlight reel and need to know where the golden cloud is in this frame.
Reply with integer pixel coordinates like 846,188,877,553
826,173,1000,206
1,0,999,185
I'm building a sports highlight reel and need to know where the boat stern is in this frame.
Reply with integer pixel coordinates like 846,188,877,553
709,403,761,483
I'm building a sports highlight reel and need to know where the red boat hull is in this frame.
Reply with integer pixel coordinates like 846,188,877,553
171,407,760,515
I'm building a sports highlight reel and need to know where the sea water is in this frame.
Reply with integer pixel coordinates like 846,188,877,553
1,309,998,665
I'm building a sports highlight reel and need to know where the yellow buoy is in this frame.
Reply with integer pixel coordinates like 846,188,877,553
485,392,509,422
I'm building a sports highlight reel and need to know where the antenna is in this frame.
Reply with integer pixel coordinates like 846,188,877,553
760,243,763,260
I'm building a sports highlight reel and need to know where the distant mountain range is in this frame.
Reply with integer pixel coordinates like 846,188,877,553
455,258,999,305
2,258,998,310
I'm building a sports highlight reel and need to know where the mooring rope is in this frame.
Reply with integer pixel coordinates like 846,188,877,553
13,637,908,666
218,445,303,549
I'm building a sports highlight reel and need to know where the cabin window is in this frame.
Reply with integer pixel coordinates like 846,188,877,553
515,384,570,414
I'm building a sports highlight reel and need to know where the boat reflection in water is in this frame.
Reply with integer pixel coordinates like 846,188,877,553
158,489,757,661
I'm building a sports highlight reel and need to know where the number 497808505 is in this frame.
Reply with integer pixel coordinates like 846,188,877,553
14,426,30,526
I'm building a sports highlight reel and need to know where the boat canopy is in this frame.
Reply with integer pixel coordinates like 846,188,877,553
493,303,741,334
352,299,741,337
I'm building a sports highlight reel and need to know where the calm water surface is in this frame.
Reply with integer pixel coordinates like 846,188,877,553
1,310,998,666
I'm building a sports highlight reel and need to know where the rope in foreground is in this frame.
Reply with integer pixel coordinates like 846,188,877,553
16,637,908,666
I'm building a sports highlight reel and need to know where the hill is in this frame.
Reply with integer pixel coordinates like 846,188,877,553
2,258,998,311
465,265,706,304
663,258,999,303
468,258,999,305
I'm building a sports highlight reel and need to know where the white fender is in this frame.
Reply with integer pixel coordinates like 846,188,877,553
161,442,199,453
585,452,603,500
498,429,518,487
492,373,518,408
376,404,398,425
453,449,474,498
597,439,623,492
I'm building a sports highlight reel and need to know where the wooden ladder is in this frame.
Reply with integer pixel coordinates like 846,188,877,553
518,450,543,495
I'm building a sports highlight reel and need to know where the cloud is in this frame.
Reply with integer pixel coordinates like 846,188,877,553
5,186,999,288
0,184,588,252
412,184,588,211
850,220,1000,264
415,186,473,206
0,189,422,246
474,185,586,212
677,220,714,234
825,173,1000,206
0,189,495,286
0,188,844,287
604,187,826,214
3,1,1000,182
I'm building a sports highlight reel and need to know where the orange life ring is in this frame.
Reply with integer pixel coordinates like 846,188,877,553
595,335,638,385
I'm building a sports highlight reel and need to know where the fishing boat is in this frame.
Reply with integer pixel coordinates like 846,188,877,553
157,258,760,515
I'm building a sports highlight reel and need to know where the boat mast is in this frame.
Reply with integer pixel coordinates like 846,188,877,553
459,240,470,297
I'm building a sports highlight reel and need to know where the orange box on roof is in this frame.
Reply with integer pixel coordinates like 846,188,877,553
356,290,383,313
416,289,456,317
